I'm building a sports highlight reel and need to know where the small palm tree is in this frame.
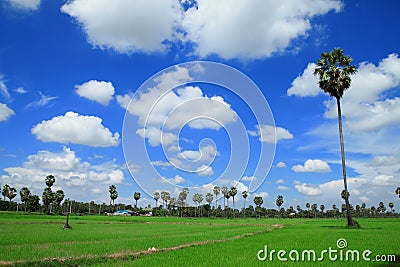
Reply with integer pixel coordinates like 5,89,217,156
314,47,357,227
276,195,284,219
242,191,248,218
395,187,400,198
134,192,141,208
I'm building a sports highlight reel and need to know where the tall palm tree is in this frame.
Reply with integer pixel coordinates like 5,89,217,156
253,196,263,218
7,187,17,203
221,186,228,210
314,47,357,227
306,202,311,218
154,192,160,207
205,193,213,217
388,202,394,213
395,187,400,198
276,195,284,219
2,184,10,201
20,187,31,212
229,186,237,213
213,186,220,209
133,192,141,208
109,185,118,212
242,191,248,218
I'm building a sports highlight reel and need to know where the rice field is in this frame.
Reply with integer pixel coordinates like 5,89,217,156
0,213,398,266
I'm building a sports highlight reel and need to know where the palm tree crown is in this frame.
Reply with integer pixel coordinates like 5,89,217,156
314,47,357,99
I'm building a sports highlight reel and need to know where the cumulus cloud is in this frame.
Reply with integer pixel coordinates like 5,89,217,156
181,0,342,59
31,111,120,147
0,103,14,122
120,66,237,147
287,63,319,96
61,0,342,59
241,176,257,182
292,159,331,173
162,174,185,185
7,0,40,11
61,0,182,54
1,147,125,201
75,80,115,105
249,124,293,144
276,162,286,168
196,165,214,176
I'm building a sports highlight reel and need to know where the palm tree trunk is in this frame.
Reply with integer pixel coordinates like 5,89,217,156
336,97,354,227
243,199,246,218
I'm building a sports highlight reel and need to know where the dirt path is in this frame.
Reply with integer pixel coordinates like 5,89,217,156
0,224,284,266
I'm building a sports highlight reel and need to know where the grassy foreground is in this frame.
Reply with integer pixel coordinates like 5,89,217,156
0,213,399,266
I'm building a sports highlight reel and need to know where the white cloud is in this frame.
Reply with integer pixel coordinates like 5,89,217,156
151,160,172,167
287,63,319,96
275,179,285,184
15,87,27,94
196,165,214,176
250,124,293,144
291,159,331,173
294,183,323,196
31,111,120,147
75,80,115,105
276,162,286,168
61,0,342,60
371,175,397,186
0,103,14,122
162,175,185,185
181,0,342,60
7,0,40,11
241,176,257,182
121,66,237,147
61,0,182,54
179,144,218,162
277,186,289,191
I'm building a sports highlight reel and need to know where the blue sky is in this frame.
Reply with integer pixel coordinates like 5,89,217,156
0,0,399,210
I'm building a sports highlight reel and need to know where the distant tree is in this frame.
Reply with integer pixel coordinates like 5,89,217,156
7,187,17,203
54,190,65,207
254,196,263,218
42,187,54,213
242,191,248,218
161,191,170,216
320,204,325,214
221,186,228,209
134,192,141,208
314,47,357,227
276,195,284,219
2,184,10,201
378,202,386,216
26,195,41,212
213,186,220,209
109,185,118,212
396,187,400,198
205,193,213,217
20,187,31,212
388,202,394,213
332,204,338,218
229,186,237,212
154,192,160,207
311,203,318,218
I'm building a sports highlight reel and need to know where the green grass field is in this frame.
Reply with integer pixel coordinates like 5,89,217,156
0,213,399,266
